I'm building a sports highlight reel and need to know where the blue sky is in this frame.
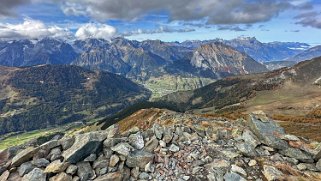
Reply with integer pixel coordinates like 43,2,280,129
0,0,320,44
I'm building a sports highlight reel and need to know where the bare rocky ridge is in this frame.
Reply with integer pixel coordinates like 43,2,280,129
1,110,321,181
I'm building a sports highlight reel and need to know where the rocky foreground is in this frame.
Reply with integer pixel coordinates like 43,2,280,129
1,110,321,181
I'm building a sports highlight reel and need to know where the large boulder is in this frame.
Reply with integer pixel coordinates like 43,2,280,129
248,112,288,150
126,150,154,169
11,147,39,167
280,148,314,163
44,160,69,174
62,132,106,163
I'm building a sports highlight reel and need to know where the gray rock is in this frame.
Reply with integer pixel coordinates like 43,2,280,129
11,147,39,167
224,172,246,181
93,157,108,169
144,136,159,152
66,165,78,175
44,160,69,174
105,124,119,139
236,142,257,157
48,147,62,161
59,137,75,151
263,165,284,181
139,172,150,180
231,165,247,176
241,130,260,148
77,162,95,181
153,124,164,140
109,155,120,167
297,163,317,171
62,132,106,163
248,112,288,150
128,132,144,150
169,144,180,152
145,162,155,173
49,172,72,181
22,168,46,181
103,137,127,148
18,162,35,176
111,143,134,156
280,148,313,163
94,172,122,181
0,170,9,181
316,159,321,171
126,150,154,169
39,140,60,152
32,158,50,168
163,127,174,143
84,154,97,162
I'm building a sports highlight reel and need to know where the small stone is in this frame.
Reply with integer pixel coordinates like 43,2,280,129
316,159,321,171
236,142,257,157
153,124,164,140
222,150,239,159
248,160,257,167
59,137,75,150
22,168,46,181
145,162,155,173
129,132,145,150
106,124,119,139
94,172,123,181
32,158,50,168
45,160,69,174
39,140,60,152
48,147,62,161
242,130,260,148
0,170,9,181
159,140,166,147
111,143,133,157
126,150,154,169
231,165,247,176
263,165,284,181
18,162,34,176
224,172,246,181
139,172,150,180
163,127,174,143
66,165,78,175
84,154,97,162
131,167,140,179
144,136,159,152
109,155,120,167
169,144,180,152
281,134,300,141
77,162,95,181
49,172,72,181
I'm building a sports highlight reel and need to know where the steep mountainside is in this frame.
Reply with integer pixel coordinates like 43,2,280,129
0,65,150,135
287,45,321,62
159,56,321,112
191,43,267,78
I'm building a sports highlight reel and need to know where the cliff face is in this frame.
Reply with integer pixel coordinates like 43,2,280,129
0,65,150,135
191,43,268,78
1,110,321,181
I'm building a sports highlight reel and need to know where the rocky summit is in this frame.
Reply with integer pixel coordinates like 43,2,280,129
1,109,321,181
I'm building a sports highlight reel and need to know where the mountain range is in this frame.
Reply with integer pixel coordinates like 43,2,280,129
0,37,315,79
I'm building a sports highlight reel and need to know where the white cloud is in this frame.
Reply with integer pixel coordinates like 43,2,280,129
75,23,117,40
0,18,72,40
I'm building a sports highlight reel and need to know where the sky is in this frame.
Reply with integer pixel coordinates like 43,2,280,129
0,0,320,44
